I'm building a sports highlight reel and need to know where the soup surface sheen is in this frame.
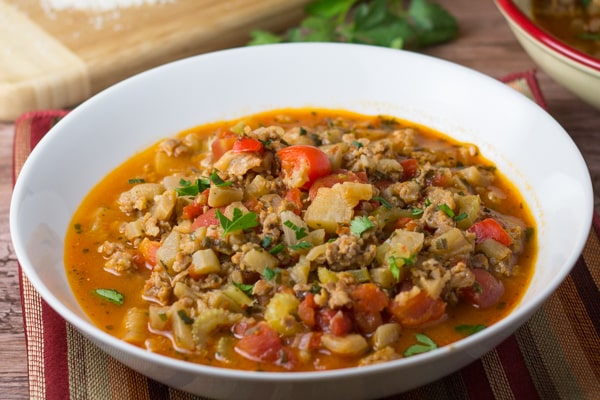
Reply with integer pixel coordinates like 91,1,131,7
533,0,600,59
65,108,536,372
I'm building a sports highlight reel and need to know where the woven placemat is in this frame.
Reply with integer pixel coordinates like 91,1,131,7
12,72,600,399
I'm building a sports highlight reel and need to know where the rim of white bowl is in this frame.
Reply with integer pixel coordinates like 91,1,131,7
495,0,600,72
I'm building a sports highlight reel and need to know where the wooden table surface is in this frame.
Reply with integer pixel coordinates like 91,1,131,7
1,1,599,399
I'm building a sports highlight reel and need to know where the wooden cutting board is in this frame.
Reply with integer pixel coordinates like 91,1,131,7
0,0,309,121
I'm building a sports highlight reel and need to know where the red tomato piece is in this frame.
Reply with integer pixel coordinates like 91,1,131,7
350,283,389,314
235,322,283,363
277,145,332,190
298,293,317,328
211,130,237,161
190,208,220,230
308,169,367,200
232,137,264,153
460,268,505,309
400,158,419,180
388,290,447,328
317,309,353,336
468,218,513,246
284,188,303,214
182,202,204,220
350,283,389,333
138,238,160,266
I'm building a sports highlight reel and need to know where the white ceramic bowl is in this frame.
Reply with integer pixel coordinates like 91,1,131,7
495,0,600,109
10,43,593,399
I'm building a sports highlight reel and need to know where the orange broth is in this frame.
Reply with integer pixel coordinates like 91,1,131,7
65,108,537,371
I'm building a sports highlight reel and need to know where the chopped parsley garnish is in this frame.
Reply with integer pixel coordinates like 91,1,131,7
284,220,308,240
128,178,145,184
210,170,233,187
216,208,259,236
289,241,313,251
177,309,194,325
350,215,375,236
263,267,281,281
74,223,82,234
411,207,424,217
299,127,308,136
261,236,273,248
94,288,124,305
455,324,486,336
352,140,363,148
372,196,392,209
269,243,285,254
233,282,254,296
437,203,455,218
454,212,468,221
389,256,401,281
175,178,210,196
404,333,438,356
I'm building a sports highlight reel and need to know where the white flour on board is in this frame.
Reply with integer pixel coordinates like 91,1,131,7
41,0,175,12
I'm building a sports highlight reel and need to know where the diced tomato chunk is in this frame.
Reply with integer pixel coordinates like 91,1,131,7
400,158,419,180
235,322,283,363
298,293,317,327
350,283,389,333
211,130,237,161
308,169,367,200
138,238,160,266
277,145,332,190
232,137,264,153
459,268,505,309
190,208,220,230
388,289,447,328
351,283,389,314
284,188,303,214
317,309,353,336
468,218,513,246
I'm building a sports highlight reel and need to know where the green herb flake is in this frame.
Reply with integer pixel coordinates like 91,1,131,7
210,170,233,187
284,220,308,240
233,282,254,296
177,309,194,325
263,267,281,281
269,243,285,255
455,324,486,336
389,256,401,281
437,203,455,218
289,241,313,251
74,223,82,234
175,178,210,196
352,140,363,148
128,178,145,184
350,215,375,236
262,235,274,248
94,288,124,305
411,207,424,217
403,333,438,357
372,196,392,209
454,212,468,222
216,208,259,236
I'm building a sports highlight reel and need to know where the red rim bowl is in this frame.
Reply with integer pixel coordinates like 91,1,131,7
495,0,600,72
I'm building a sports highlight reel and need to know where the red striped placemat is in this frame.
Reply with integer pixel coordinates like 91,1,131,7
12,72,600,399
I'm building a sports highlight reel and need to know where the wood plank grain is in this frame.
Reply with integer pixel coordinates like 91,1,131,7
0,0,310,120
